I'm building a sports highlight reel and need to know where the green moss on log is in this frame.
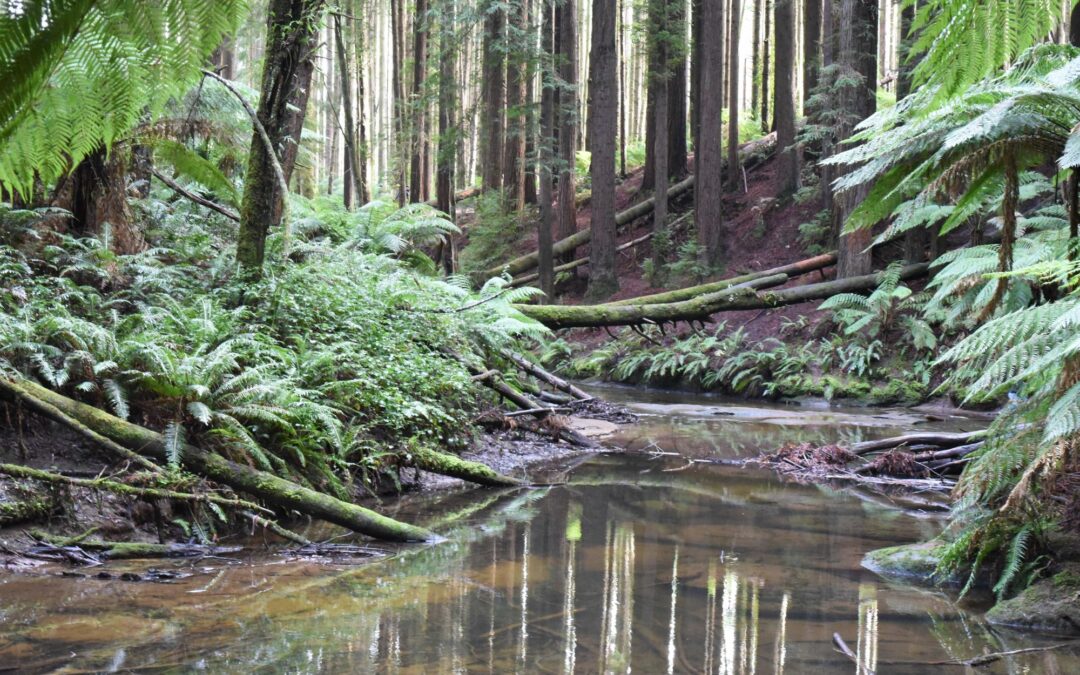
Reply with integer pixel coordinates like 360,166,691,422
407,446,522,487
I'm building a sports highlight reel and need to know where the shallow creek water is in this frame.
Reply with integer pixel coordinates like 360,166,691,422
2,389,1078,673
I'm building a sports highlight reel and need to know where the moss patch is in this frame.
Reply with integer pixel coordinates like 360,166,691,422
987,563,1080,636
862,540,959,586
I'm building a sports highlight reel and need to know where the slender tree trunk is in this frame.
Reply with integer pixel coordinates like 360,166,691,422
538,0,557,300
391,0,407,204
237,0,325,275
668,0,688,179
409,0,430,202
587,0,619,300
760,0,771,133
334,15,358,209
752,0,761,115
697,0,724,268
834,0,877,278
803,0,822,102
651,0,670,249
482,1,507,193
726,0,741,188
354,9,369,203
619,0,628,177
437,0,458,275
691,0,703,147
1072,2,1080,46
774,0,799,195
503,0,528,210
556,0,579,260
642,83,656,190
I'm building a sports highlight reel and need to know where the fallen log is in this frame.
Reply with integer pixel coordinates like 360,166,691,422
849,429,987,456
486,175,696,279
500,350,593,400
486,134,777,280
406,446,522,487
0,494,57,527
0,379,435,542
150,168,240,222
605,252,838,307
29,530,242,560
515,263,929,329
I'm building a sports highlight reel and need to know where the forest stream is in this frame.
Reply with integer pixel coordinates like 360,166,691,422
2,389,1077,673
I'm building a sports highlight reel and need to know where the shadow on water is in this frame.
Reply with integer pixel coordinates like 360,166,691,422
1,393,1076,673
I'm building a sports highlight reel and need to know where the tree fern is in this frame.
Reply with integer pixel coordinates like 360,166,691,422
0,0,244,196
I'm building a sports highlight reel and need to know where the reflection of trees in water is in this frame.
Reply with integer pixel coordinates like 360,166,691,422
598,520,635,673
857,583,880,675
620,419,879,459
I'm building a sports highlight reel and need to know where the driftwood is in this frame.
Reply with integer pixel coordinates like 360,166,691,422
500,350,593,400
485,135,777,280
850,430,987,456
29,530,242,561
0,379,435,542
516,263,930,329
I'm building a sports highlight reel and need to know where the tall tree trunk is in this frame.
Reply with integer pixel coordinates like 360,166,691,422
482,1,507,193
538,0,557,300
897,1,926,262
587,0,619,300
1072,2,1080,47
760,0,771,133
503,0,528,211
237,0,324,275
774,0,799,195
619,0,629,177
334,15,358,210
803,0,822,102
353,9,369,203
668,0,688,179
642,84,656,190
752,0,761,115
556,0,579,260
437,0,458,274
726,0,741,188
691,0,703,148
651,0,670,250
59,149,145,254
391,0,406,204
696,0,724,268
409,0,430,202
833,0,877,278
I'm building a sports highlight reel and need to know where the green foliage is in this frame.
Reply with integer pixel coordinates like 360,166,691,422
819,263,936,353
0,0,244,195
458,191,527,274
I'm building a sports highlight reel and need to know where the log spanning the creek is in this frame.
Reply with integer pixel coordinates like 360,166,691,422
516,263,931,330
0,379,436,542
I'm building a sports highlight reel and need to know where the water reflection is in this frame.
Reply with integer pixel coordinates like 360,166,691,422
2,438,1077,672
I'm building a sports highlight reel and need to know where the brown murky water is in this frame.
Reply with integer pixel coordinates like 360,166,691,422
2,391,1076,673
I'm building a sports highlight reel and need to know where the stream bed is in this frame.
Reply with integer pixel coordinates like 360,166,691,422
2,389,1077,673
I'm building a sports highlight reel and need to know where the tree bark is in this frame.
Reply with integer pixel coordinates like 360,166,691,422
774,0,799,195
436,0,458,273
556,0,579,259
537,0,557,300
334,14,359,210
586,0,620,300
409,0,430,203
482,1,506,193
237,0,324,275
667,0,688,179
503,0,528,211
760,0,771,133
726,0,742,189
803,0,822,102
834,0,877,279
697,0,724,267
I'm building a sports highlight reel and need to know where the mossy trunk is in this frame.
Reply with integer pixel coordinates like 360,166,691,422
1,380,434,542
516,263,929,329
407,446,522,487
0,495,56,527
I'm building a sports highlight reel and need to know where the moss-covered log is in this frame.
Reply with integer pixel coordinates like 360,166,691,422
515,273,789,329
605,252,838,306
407,446,522,487
0,380,435,542
517,263,930,329
30,530,243,560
